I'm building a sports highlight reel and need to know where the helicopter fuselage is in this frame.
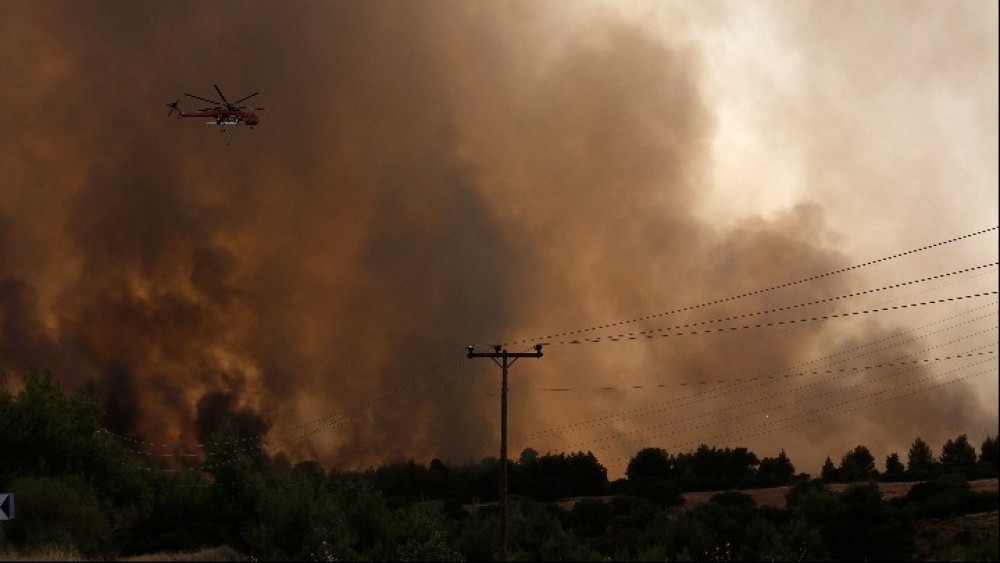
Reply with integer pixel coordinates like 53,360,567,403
167,86,263,130
179,108,258,128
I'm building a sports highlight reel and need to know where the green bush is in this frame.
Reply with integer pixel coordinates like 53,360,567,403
7,475,114,558
907,474,999,518
934,537,999,561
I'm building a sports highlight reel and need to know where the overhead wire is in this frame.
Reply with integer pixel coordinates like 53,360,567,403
594,363,997,474
498,324,997,452
529,326,998,393
498,302,997,448
553,344,996,455
551,291,996,345
498,226,998,346
563,346,997,471
525,262,996,350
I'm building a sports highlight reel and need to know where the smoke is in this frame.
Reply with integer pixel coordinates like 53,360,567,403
1,1,995,477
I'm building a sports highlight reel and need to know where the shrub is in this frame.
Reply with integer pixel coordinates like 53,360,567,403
7,475,114,558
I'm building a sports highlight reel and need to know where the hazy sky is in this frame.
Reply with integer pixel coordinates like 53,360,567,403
1,0,996,478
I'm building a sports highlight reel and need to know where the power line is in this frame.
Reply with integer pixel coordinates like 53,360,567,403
504,343,996,454
499,226,998,346
532,348,996,393
112,288,994,455
525,263,995,348
665,365,997,461
584,364,997,475
500,309,997,448
553,291,997,345
567,346,996,455
569,355,997,468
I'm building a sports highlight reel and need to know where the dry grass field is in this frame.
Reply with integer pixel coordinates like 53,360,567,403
0,545,245,562
546,477,1000,512
912,510,999,560
678,477,999,509
0,548,86,562
119,546,245,561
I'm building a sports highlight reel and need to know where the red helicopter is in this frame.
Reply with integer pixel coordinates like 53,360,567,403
167,84,263,131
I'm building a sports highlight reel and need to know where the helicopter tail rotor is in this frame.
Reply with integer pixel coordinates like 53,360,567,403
167,99,180,117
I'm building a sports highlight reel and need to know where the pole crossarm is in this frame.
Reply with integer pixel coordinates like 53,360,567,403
467,343,544,359
466,343,544,562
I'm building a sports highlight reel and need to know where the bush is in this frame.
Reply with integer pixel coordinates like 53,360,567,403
6,475,114,558
907,474,999,518
627,477,684,507
934,537,1000,561
710,491,756,510
824,483,914,561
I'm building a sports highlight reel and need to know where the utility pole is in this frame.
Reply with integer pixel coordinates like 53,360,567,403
467,344,543,563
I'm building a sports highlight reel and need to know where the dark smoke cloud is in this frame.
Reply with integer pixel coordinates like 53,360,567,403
0,1,994,477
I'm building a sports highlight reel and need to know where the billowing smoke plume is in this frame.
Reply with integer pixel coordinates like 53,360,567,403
1,1,995,476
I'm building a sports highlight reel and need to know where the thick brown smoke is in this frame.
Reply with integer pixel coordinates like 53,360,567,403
1,1,996,477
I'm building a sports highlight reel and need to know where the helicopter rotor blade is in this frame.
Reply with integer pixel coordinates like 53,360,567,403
214,84,231,106
232,92,259,105
185,92,221,105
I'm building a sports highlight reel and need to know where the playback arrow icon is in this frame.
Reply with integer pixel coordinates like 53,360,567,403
0,493,14,520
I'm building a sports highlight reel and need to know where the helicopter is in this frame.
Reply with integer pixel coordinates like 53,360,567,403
167,84,264,131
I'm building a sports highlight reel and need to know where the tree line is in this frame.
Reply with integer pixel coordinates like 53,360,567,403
1,369,997,560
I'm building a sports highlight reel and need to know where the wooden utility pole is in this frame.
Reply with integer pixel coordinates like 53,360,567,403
466,344,543,562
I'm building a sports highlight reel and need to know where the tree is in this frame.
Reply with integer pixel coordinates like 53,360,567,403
392,501,462,561
839,445,877,482
241,465,357,561
625,448,681,506
506,498,599,561
518,447,539,464
756,450,796,487
940,434,977,469
626,448,671,482
907,437,935,474
884,453,905,478
368,458,430,506
979,435,998,472
671,445,759,490
126,470,229,555
447,457,501,504
0,368,154,553
823,483,914,561
1,369,106,482
330,473,395,559
514,451,608,501
427,458,450,500
783,479,839,559
820,457,839,482
596,496,662,559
